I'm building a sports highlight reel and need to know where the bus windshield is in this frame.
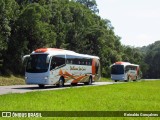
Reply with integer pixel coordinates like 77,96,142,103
26,54,49,73
111,65,124,74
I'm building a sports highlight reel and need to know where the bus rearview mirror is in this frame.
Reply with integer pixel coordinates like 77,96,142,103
22,55,30,65
46,56,50,63
22,55,30,63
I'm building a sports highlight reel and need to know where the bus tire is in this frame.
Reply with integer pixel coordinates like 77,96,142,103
115,80,118,82
58,77,64,87
128,76,132,82
125,76,130,82
133,76,137,82
84,76,92,85
38,84,45,88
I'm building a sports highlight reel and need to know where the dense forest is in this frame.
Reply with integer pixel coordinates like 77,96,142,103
0,0,159,78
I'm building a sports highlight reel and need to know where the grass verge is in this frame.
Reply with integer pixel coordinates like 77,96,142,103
0,75,25,86
99,77,112,82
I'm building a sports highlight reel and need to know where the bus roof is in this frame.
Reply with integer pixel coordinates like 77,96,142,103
112,61,139,67
31,48,99,59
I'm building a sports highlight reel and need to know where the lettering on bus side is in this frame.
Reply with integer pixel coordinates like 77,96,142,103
70,66,86,71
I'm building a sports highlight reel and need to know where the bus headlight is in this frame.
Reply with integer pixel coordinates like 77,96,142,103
25,77,28,80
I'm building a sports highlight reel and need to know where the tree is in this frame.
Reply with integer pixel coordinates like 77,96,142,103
49,0,71,48
144,41,160,78
0,0,19,74
2,3,56,74
0,0,145,77
75,0,99,13
16,3,56,51
0,0,18,53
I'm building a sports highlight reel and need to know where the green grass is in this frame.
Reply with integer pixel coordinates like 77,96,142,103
0,80,160,119
99,77,112,82
0,75,25,86
1,80,159,111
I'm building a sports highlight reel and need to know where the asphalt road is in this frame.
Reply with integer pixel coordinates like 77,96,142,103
0,82,116,95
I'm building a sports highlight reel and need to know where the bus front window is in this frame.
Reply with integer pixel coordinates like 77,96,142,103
111,65,124,74
26,54,49,73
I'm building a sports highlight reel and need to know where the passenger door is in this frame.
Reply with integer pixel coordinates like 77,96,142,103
49,55,66,84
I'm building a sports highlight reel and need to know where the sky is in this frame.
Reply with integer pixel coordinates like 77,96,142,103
96,0,160,47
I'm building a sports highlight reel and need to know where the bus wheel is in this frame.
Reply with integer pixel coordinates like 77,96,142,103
38,84,45,88
115,80,118,82
58,77,64,87
125,77,130,82
84,77,92,85
128,76,132,82
133,76,137,82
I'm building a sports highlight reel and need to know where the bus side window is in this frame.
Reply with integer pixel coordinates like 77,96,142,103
50,57,56,70
50,55,65,70
66,55,78,65
125,66,129,72
125,65,132,72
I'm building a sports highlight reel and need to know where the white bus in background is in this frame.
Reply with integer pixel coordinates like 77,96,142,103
110,62,141,82
23,48,101,88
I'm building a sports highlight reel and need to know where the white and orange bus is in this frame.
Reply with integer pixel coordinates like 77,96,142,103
110,62,141,82
23,48,100,88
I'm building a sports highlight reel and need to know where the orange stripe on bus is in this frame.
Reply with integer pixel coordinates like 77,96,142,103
35,48,48,53
35,48,64,53
59,69,63,76
72,75,86,83
64,71,76,79
92,59,96,75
